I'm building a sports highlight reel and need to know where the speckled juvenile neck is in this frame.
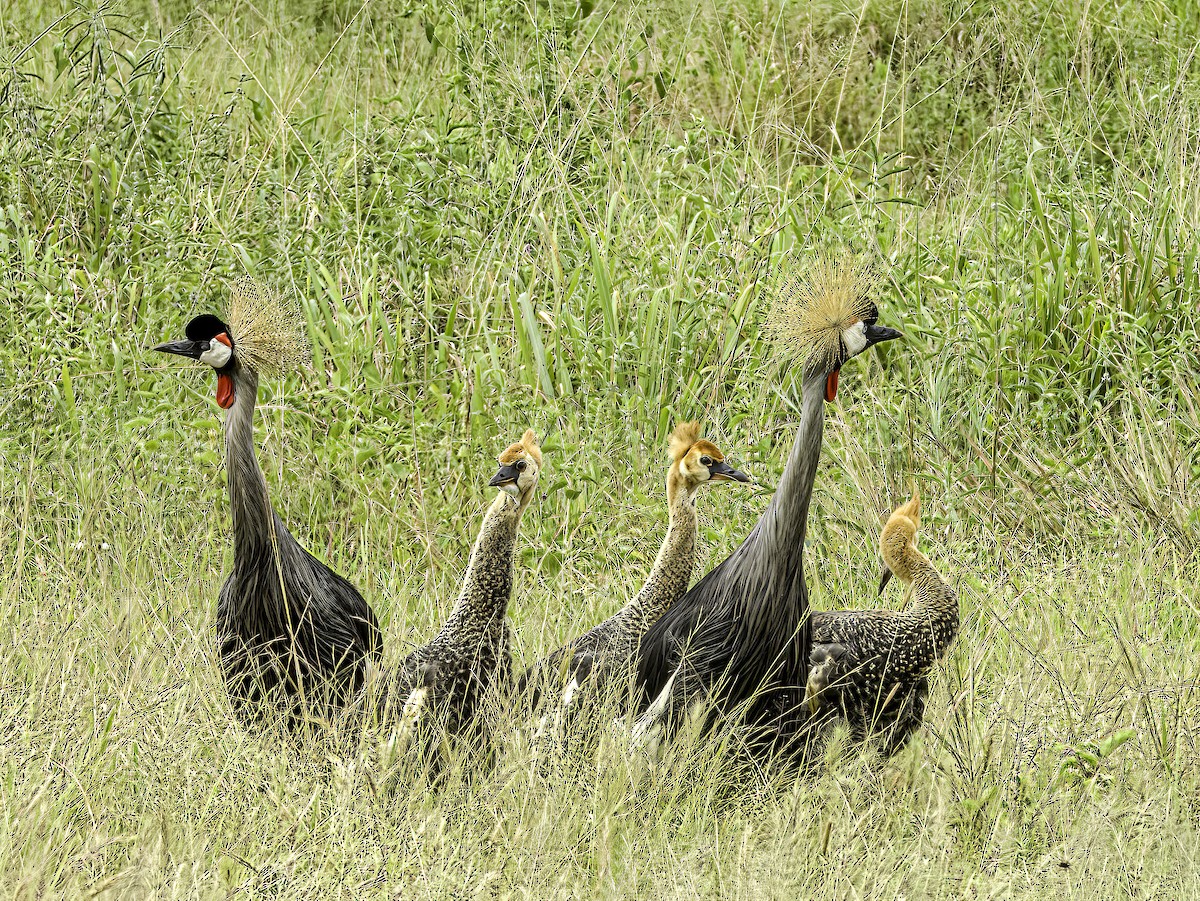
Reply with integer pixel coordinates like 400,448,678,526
899,545,959,657
440,488,532,636
222,364,277,565
623,464,698,635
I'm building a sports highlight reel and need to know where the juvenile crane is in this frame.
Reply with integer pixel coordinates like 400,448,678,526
804,489,959,755
153,280,382,729
382,430,542,754
522,422,749,722
632,256,901,753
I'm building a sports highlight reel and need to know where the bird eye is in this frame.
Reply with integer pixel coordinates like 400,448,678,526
516,460,528,472
700,455,713,466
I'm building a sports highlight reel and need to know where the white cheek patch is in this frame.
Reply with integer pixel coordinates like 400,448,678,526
500,482,521,498
199,341,232,370
842,320,868,356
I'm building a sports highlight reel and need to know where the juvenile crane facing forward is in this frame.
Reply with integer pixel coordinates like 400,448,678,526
154,282,382,728
383,431,542,753
804,489,959,755
522,422,749,720
633,257,901,753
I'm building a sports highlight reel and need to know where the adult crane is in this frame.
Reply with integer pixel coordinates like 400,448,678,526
632,257,901,757
154,280,382,730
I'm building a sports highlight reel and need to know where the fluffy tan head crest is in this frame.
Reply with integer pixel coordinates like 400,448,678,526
882,488,922,548
668,421,702,463
765,251,879,374
224,277,310,376
499,428,542,466
896,485,921,524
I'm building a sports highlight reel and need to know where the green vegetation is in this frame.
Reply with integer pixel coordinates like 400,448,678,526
3,0,1199,896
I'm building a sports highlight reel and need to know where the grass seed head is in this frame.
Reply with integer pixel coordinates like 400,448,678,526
224,277,310,376
765,251,879,375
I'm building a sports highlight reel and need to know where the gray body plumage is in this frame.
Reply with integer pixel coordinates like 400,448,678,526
217,365,382,727
804,547,959,754
634,373,826,745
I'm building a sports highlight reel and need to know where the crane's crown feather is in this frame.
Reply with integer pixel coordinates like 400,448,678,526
499,428,542,467
667,421,702,462
765,251,880,375
667,422,726,465
881,487,922,549
223,277,311,376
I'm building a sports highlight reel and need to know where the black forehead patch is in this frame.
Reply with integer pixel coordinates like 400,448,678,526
861,302,880,325
185,313,232,342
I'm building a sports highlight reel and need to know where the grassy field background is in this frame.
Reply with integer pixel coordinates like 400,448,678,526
3,0,1200,896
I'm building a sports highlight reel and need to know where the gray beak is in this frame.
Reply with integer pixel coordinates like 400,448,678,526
864,324,903,347
489,463,520,488
708,460,750,483
153,338,203,359
878,561,893,595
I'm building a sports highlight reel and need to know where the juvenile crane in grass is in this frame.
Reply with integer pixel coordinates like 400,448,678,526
521,422,749,725
381,430,542,755
153,280,382,729
632,256,901,754
803,489,959,755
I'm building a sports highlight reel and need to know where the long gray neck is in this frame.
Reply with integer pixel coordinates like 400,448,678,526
624,466,697,634
719,369,826,681
223,365,275,564
757,371,826,571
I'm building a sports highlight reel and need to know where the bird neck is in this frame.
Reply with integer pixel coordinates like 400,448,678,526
623,463,698,634
758,370,826,573
442,488,531,635
718,370,824,685
901,545,959,651
222,365,276,563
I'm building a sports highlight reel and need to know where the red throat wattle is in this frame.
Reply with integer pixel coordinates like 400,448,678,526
216,373,235,409
824,369,839,402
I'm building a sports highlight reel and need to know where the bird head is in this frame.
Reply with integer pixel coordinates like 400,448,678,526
152,279,309,410
489,429,543,501
668,421,750,495
823,303,903,402
153,313,238,408
878,488,921,593
766,253,902,402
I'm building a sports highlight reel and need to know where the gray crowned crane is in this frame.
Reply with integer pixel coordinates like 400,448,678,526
631,256,901,756
520,422,749,730
380,430,542,760
803,489,959,755
153,280,382,730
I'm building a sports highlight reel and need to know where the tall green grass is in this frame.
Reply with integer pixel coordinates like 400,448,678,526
3,0,1200,897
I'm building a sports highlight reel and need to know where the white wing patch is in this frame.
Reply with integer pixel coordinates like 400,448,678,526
402,685,429,722
629,668,677,754
561,677,581,709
